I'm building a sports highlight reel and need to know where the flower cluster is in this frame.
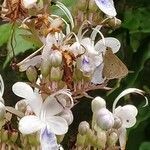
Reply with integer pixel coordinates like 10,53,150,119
0,0,148,150
77,88,148,150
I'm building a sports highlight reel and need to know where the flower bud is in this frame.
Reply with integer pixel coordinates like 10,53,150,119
107,132,118,147
89,0,98,12
27,134,40,146
15,100,27,113
50,67,62,81
107,18,122,29
26,66,38,83
41,59,51,77
86,129,96,145
96,130,107,149
96,108,114,130
49,50,62,67
0,102,6,120
76,133,86,147
92,97,106,113
75,0,87,10
113,115,122,129
78,121,90,135
59,109,73,125
22,0,37,9
73,68,83,81
51,18,63,29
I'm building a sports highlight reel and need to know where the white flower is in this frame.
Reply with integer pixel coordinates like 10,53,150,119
112,88,148,150
114,105,138,128
91,37,121,84
12,82,74,149
22,0,37,9
70,37,103,76
94,0,117,17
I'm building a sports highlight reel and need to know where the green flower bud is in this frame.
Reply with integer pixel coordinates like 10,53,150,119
26,66,38,83
76,134,86,147
92,97,106,113
49,50,62,67
107,132,118,147
73,69,83,81
89,0,98,12
96,130,107,149
27,134,40,146
50,67,62,81
107,18,122,29
86,129,96,144
78,121,90,135
41,59,51,77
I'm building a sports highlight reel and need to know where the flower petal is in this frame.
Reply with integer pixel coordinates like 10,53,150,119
81,38,98,55
19,115,44,134
42,96,65,117
19,55,42,72
91,63,105,84
22,0,37,9
118,127,127,150
95,0,116,17
40,127,58,150
46,116,68,135
114,105,137,128
59,109,74,125
12,82,34,100
28,92,43,116
95,37,120,54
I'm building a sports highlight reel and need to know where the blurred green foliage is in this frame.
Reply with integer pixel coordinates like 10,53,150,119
0,0,149,149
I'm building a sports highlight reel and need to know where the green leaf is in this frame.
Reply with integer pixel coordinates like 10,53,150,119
122,7,150,33
3,27,41,67
0,23,12,47
140,142,150,150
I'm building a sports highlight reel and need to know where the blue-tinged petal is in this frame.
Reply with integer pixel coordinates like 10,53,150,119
19,115,44,134
95,0,116,17
91,63,105,84
46,116,68,135
80,56,94,76
40,127,58,150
